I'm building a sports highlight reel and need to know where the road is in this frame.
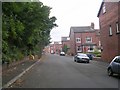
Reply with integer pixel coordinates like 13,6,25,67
10,54,119,88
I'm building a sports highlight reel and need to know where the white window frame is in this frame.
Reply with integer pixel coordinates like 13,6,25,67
116,22,120,33
103,3,106,14
109,25,113,36
99,41,101,47
86,37,92,43
76,38,81,43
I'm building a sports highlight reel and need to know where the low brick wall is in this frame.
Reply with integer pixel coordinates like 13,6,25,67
94,57,101,61
93,57,109,63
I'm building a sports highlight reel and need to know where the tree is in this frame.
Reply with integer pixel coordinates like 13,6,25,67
62,45,69,54
2,2,57,64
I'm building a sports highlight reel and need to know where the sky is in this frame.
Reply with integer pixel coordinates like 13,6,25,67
39,0,103,42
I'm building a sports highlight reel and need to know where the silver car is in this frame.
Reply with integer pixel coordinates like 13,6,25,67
107,56,120,76
74,53,90,63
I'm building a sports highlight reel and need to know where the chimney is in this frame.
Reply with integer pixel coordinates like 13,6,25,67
91,22,94,29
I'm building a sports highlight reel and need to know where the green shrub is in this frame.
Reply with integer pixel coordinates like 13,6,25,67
96,54,101,57
93,49,101,57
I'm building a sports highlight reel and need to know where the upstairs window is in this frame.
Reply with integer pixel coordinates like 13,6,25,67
76,38,81,43
109,25,113,36
86,37,92,43
116,22,120,34
103,3,106,14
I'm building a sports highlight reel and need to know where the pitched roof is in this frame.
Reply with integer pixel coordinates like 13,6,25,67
61,37,70,41
70,26,95,33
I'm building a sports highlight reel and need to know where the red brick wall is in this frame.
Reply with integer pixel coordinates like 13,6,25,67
74,33,82,53
50,44,54,53
62,41,70,48
54,43,62,54
98,2,119,62
70,30,76,55
118,2,120,56
74,31,100,53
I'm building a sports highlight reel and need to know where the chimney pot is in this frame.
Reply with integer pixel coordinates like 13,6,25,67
91,22,94,29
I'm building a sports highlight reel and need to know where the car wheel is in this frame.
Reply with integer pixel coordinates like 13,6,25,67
108,68,113,76
74,59,76,62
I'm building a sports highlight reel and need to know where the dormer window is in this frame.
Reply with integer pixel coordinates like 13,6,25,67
103,3,106,14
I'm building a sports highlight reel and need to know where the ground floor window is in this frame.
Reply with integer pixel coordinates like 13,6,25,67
88,46,94,52
77,46,82,52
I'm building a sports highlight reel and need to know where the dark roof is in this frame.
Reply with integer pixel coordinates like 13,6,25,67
61,37,69,41
70,26,95,33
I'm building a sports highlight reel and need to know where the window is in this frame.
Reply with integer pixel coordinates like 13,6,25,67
77,46,82,52
116,22,120,33
76,38,81,43
99,41,101,47
86,37,92,43
103,3,106,14
114,58,120,63
88,46,94,52
109,25,113,36
90,46,93,50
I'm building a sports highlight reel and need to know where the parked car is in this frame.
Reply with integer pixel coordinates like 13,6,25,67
107,56,120,76
74,53,90,63
60,51,65,56
86,53,94,60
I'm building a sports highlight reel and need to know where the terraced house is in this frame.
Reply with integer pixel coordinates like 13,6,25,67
49,42,62,54
97,1,120,62
69,23,101,56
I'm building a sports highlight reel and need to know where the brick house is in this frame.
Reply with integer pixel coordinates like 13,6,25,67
69,23,101,56
61,37,70,54
49,42,62,54
97,1,120,62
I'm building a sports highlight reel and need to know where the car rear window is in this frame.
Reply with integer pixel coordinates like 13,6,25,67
78,54,87,57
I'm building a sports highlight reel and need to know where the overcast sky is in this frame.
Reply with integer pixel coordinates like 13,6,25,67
39,0,103,42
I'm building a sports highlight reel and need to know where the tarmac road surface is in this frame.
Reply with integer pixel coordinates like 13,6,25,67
10,54,120,88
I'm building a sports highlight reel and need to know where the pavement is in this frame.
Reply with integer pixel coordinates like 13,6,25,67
2,56,41,88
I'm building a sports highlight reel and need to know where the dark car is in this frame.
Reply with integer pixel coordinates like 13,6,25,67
107,56,120,76
74,53,90,63
86,53,94,60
